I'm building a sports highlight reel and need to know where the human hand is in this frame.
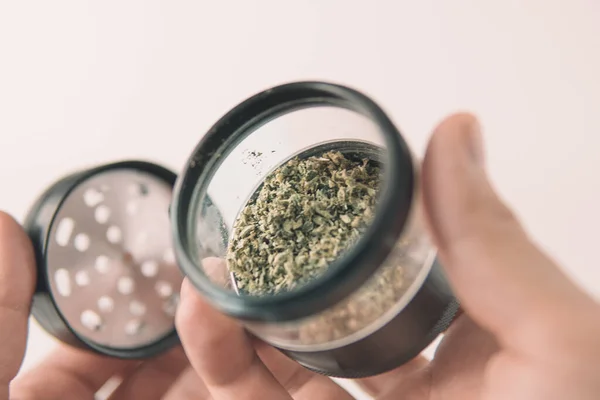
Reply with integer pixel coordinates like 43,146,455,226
0,213,209,400
174,113,600,399
4,113,600,400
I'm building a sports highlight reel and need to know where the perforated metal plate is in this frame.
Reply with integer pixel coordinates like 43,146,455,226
46,169,182,349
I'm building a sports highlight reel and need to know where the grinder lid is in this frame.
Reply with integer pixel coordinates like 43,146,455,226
26,160,182,359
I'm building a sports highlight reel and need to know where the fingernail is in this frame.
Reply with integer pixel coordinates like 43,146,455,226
466,119,485,167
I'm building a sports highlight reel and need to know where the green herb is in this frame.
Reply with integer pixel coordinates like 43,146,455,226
297,237,411,344
226,150,382,295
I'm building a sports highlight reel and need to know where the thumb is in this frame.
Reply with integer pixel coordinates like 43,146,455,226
422,113,595,351
0,212,36,399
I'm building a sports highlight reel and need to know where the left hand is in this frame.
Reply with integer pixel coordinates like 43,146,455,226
0,212,207,400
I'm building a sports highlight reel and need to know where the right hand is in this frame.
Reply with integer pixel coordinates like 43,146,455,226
175,113,600,399
355,113,600,399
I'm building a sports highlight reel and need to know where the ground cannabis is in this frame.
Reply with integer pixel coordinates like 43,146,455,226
297,234,416,344
225,148,423,345
227,150,382,295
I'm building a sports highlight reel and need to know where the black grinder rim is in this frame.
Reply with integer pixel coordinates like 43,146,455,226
170,81,416,322
25,160,180,359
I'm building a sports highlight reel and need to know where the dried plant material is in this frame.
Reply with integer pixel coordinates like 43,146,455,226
227,150,381,295
224,147,429,346
297,236,414,344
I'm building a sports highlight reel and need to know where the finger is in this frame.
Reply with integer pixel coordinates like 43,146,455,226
354,355,429,397
108,347,188,400
176,279,292,399
422,113,596,350
254,340,354,399
10,344,137,400
163,367,211,400
0,212,37,399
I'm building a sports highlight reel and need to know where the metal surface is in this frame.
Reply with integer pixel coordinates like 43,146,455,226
46,169,182,349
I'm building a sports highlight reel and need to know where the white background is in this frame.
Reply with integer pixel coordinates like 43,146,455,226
1,1,599,398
